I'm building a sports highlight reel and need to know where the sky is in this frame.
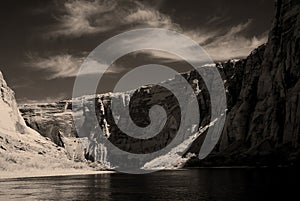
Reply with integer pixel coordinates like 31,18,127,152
0,0,275,103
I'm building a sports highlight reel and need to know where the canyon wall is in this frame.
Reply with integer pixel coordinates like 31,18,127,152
0,70,93,173
0,71,27,135
19,0,300,167
189,0,300,166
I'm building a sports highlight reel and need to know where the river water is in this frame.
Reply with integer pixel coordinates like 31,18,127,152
0,168,298,201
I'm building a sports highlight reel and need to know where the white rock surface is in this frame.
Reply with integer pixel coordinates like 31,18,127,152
0,71,27,134
0,70,102,178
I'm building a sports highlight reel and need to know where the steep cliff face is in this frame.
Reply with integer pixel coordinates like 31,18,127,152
20,74,206,166
258,0,300,147
0,70,93,175
0,71,27,134
190,0,300,166
17,59,244,167
20,101,77,147
230,1,299,145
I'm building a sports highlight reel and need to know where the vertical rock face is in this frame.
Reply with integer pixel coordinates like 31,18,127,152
219,46,266,150
197,0,300,166
262,0,300,147
0,70,91,173
0,71,26,134
223,0,300,148
20,74,206,164
20,101,77,147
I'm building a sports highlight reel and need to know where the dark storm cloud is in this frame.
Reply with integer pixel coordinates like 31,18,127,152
0,0,274,102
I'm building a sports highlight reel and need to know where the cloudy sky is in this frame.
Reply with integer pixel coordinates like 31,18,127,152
0,0,274,103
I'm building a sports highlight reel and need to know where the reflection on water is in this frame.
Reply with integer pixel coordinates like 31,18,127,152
0,168,299,201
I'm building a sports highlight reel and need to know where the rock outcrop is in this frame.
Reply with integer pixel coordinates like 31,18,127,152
188,0,300,167
0,71,94,175
20,77,206,166
0,71,27,134
20,101,77,147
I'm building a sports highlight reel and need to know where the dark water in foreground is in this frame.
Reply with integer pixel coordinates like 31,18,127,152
0,168,299,201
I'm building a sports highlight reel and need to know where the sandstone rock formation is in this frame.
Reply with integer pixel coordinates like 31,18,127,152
188,0,300,167
0,71,27,134
0,71,93,175
20,101,77,147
